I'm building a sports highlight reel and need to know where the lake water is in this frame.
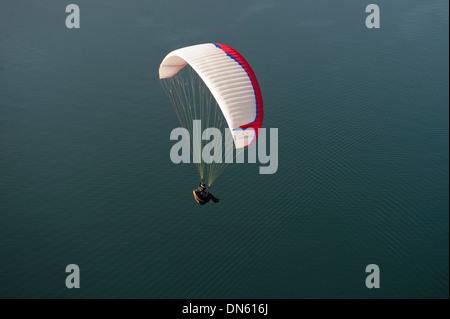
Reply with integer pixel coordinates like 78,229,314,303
0,0,448,298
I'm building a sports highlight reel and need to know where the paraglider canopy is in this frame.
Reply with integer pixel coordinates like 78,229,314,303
159,43,263,149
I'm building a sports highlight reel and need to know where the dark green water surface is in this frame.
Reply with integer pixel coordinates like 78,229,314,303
0,0,448,298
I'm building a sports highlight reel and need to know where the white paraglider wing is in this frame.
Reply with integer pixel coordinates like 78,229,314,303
159,43,263,149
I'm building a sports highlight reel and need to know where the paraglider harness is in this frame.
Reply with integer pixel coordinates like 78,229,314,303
193,181,219,205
